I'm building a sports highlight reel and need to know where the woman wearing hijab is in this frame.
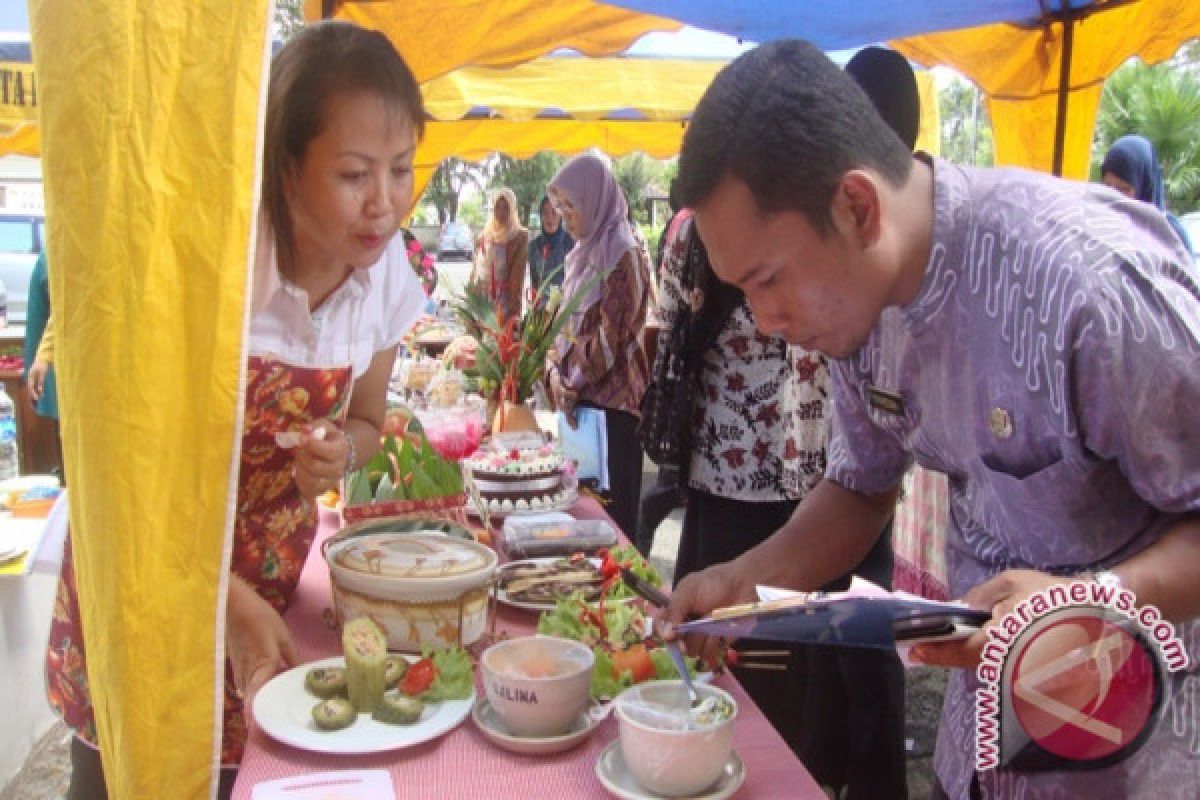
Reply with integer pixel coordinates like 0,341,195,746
1101,133,1194,256
528,194,574,292
545,154,652,538
472,187,529,319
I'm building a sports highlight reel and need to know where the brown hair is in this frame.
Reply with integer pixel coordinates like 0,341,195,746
262,21,425,271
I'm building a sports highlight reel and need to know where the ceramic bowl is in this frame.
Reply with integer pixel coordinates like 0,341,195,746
614,680,738,797
481,635,594,737
324,529,496,652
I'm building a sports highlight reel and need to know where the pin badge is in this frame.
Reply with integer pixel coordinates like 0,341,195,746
866,386,905,416
989,408,1013,439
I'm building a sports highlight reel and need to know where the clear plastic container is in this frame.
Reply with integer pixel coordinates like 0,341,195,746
502,513,618,558
414,396,485,461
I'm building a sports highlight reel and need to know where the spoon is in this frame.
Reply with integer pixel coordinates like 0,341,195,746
619,567,709,710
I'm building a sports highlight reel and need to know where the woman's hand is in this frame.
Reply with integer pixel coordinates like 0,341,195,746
292,420,350,498
226,575,297,711
911,569,1068,669
26,359,49,404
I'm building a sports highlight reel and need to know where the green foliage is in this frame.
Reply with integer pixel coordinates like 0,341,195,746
490,152,566,226
423,158,491,225
450,269,600,403
273,0,305,40
614,153,669,225
1092,61,1200,213
937,74,994,167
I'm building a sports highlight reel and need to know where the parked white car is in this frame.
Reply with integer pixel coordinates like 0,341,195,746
437,220,473,261
0,212,43,325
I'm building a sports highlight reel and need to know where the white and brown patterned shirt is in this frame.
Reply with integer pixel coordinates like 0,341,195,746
655,212,828,503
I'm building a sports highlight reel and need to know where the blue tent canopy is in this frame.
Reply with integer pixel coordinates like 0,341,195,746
605,1,1100,50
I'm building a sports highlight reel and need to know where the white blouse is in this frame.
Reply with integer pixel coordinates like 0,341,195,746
248,222,425,377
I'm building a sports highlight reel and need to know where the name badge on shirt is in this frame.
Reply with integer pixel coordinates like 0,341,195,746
866,386,906,416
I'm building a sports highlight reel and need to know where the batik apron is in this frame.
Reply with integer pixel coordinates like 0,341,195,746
47,353,353,765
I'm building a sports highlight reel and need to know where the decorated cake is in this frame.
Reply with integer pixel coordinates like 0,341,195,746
463,443,575,514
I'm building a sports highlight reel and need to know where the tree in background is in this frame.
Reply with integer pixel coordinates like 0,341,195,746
489,152,565,225
426,157,491,225
938,73,994,167
274,0,305,39
1092,60,1200,213
613,153,665,225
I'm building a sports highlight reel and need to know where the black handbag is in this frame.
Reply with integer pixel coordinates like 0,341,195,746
638,220,742,468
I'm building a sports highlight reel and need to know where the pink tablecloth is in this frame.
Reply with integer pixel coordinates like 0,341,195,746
232,497,825,799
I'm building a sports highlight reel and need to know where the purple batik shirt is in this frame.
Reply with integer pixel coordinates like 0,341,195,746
826,158,1200,799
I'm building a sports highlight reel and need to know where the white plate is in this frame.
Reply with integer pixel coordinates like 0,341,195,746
467,487,579,520
471,697,603,755
252,656,474,755
494,556,645,613
594,741,746,800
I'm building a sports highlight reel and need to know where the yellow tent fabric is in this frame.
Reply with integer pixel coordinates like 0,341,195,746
29,0,270,796
0,122,38,157
410,70,939,201
306,0,682,83
422,57,727,122
895,0,1200,178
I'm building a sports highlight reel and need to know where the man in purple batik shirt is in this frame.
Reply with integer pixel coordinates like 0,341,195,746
662,40,1200,800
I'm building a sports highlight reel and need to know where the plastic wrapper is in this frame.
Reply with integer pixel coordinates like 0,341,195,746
502,512,618,558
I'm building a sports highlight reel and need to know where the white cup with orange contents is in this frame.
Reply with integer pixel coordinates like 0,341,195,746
481,635,594,737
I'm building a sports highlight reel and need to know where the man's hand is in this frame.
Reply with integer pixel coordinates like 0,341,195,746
657,560,758,669
226,575,297,712
292,421,349,498
911,569,1068,669
26,359,49,404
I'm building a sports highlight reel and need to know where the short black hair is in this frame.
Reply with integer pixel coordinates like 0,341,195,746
845,46,920,151
677,39,912,233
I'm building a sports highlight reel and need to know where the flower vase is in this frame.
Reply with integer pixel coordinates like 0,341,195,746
492,399,540,433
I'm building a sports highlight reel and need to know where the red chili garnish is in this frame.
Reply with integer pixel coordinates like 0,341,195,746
581,606,608,640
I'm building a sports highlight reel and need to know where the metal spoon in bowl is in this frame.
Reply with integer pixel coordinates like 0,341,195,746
619,567,712,712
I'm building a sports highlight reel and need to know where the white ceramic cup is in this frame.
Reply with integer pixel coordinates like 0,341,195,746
615,680,738,797
481,635,594,737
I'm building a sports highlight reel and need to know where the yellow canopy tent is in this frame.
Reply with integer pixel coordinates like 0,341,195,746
303,0,682,83
893,0,1200,177
413,57,939,200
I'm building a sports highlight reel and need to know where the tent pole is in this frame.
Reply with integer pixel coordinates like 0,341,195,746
1051,6,1076,177
321,0,336,19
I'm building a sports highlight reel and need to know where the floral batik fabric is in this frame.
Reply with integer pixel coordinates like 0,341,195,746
655,214,828,503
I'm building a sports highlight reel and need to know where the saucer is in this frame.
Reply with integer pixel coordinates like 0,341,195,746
594,741,746,800
472,698,600,755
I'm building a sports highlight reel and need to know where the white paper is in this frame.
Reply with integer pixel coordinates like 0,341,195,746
252,769,396,800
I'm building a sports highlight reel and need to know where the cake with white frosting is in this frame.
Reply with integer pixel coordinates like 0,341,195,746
463,443,574,514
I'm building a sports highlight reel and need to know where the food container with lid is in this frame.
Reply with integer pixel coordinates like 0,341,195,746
501,513,617,558
323,521,497,652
